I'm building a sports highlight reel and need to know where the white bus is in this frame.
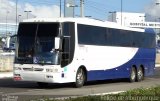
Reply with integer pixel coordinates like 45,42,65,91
14,18,156,87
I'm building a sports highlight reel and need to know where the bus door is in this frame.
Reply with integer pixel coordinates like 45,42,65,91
61,35,70,67
61,22,75,67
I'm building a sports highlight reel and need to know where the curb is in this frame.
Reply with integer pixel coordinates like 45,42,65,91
156,64,160,68
0,72,13,78
55,91,125,100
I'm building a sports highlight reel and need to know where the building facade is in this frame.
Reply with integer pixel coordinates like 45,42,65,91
108,12,160,40
108,12,160,52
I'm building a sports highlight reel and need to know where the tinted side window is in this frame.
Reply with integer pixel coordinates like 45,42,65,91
78,24,106,45
78,24,155,48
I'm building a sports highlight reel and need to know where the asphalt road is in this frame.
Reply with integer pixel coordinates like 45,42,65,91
0,67,160,101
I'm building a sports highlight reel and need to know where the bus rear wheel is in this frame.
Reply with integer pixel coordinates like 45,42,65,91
129,67,136,82
75,68,85,88
136,67,144,82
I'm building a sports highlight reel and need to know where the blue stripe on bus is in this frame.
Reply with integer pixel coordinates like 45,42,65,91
87,48,156,81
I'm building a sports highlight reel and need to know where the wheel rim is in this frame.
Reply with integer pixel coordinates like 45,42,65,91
131,68,136,81
77,69,84,84
138,68,143,80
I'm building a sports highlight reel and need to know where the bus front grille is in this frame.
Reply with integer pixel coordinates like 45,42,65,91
23,68,44,71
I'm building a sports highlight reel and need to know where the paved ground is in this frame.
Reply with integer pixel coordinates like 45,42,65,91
156,53,160,64
0,67,160,101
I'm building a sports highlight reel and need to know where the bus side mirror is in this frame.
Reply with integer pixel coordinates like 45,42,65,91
55,37,60,50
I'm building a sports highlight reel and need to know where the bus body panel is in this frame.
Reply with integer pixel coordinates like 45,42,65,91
74,45,155,81
86,48,155,81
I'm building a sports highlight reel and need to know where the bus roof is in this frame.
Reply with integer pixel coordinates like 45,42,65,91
22,17,145,32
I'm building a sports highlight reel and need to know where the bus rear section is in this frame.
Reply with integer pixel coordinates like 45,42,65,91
76,24,156,85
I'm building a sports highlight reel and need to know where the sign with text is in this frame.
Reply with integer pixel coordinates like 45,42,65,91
128,22,160,29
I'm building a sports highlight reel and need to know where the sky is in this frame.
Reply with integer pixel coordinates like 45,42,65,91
0,0,159,23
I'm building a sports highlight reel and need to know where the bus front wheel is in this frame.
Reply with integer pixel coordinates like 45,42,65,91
129,67,136,82
75,68,85,88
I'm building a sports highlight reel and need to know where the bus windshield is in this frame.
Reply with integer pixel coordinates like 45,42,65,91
15,23,60,65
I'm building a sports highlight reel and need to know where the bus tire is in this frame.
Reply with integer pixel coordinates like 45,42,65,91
75,68,85,88
136,67,144,82
129,67,136,82
37,82,48,87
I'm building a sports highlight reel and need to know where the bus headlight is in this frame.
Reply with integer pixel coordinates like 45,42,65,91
46,68,58,72
14,67,22,70
46,69,53,72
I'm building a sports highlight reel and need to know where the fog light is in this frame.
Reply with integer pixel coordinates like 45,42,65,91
46,69,53,72
46,68,59,72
